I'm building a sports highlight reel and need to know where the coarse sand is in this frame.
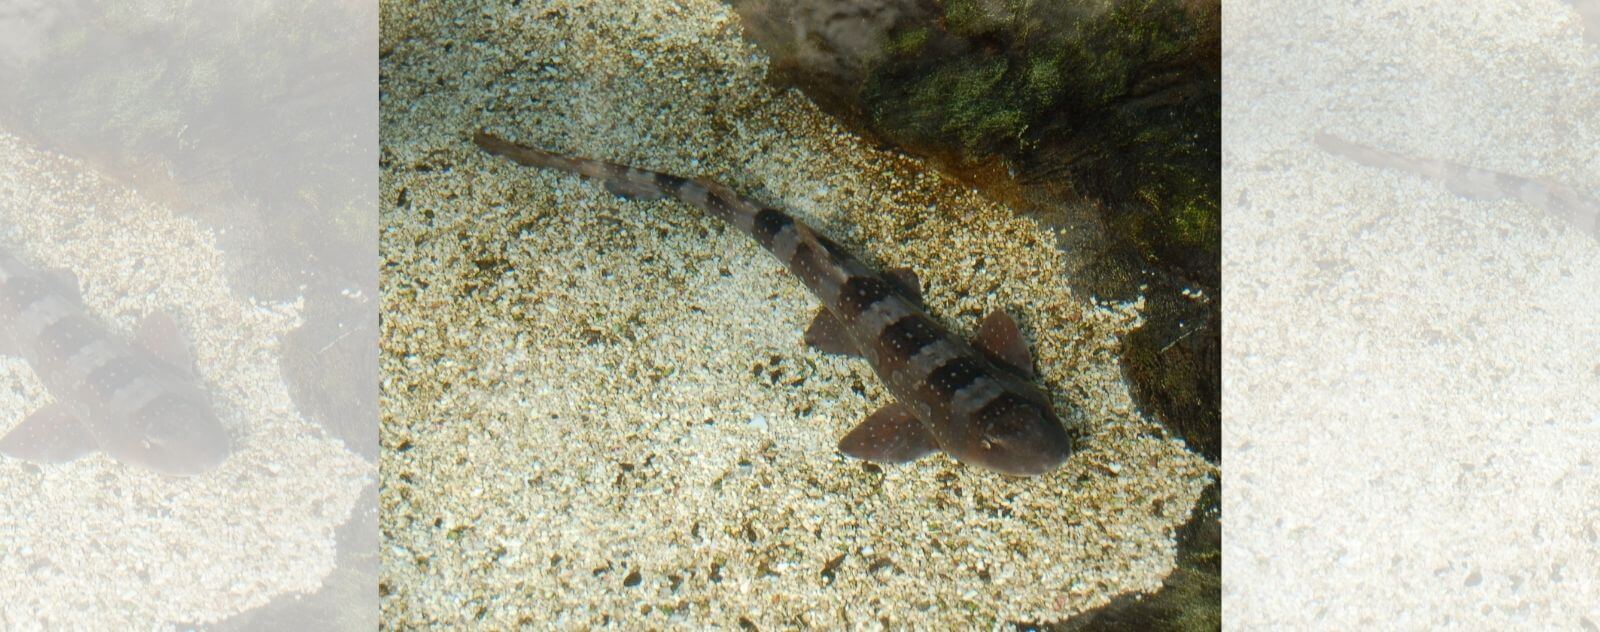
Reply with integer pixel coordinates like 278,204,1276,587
379,0,1214,627
1223,0,1600,628
0,132,372,629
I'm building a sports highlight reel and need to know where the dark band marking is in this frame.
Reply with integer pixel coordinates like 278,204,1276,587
85,355,147,403
655,172,687,191
877,315,941,362
927,357,986,400
39,315,100,362
134,393,203,433
790,242,827,288
972,391,1032,432
1493,173,1525,194
837,275,891,318
752,208,793,250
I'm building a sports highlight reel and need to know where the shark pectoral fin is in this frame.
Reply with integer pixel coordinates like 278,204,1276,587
0,403,98,464
804,309,860,357
975,309,1036,378
883,267,923,305
137,310,198,375
838,402,939,464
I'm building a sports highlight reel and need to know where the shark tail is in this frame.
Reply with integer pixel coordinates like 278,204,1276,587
473,130,766,232
473,131,676,201
473,131,575,172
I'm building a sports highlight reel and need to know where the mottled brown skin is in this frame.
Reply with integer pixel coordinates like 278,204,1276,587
476,132,1076,476
0,247,230,476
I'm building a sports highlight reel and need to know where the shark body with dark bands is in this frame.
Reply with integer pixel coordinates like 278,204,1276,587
0,247,231,476
476,132,1076,476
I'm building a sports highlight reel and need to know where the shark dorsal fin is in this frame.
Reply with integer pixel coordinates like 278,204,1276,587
837,401,939,464
43,268,83,303
974,309,1035,378
804,309,859,357
883,267,922,305
137,310,198,375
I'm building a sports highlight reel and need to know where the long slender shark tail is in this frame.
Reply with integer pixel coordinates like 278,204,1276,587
1315,132,1454,180
472,131,758,231
1316,131,1600,241
473,131,680,201
471,130,871,304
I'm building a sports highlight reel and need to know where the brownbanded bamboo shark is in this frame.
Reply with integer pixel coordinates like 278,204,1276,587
0,246,231,476
1315,132,1599,243
475,132,1077,476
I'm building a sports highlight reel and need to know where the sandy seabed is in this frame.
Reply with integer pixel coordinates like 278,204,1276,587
1224,1,1600,628
0,132,372,629
379,0,1214,628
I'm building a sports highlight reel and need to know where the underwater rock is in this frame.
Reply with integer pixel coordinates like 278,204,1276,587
730,0,1220,279
728,0,938,122
1045,482,1220,632
202,482,381,632
281,283,379,461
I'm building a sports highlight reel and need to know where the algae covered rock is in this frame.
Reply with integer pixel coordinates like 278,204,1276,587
731,0,1219,285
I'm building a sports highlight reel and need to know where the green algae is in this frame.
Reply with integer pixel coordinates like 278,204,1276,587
882,54,1028,156
888,27,934,58
863,0,1219,280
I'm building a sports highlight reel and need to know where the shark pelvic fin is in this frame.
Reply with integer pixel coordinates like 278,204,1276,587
0,402,98,465
838,401,939,464
137,310,198,375
974,309,1035,378
804,309,859,357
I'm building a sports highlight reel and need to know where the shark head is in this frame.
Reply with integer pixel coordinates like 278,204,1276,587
959,392,1076,477
116,393,232,477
